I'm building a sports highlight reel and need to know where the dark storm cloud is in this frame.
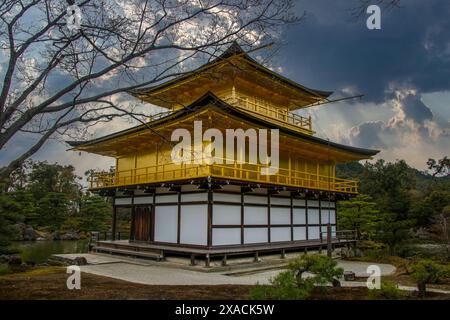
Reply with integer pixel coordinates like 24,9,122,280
277,0,450,166
348,91,448,152
400,93,433,123
281,0,450,103
2,0,449,172
349,121,386,148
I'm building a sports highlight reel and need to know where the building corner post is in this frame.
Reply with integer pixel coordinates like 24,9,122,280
326,223,332,257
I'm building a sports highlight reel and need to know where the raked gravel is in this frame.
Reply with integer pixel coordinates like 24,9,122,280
77,258,396,286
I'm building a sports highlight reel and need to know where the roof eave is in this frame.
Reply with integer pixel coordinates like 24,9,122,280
128,43,332,105
67,92,379,159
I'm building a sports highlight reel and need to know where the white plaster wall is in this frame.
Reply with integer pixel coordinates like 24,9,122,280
155,194,178,203
308,226,320,240
133,196,153,205
293,227,307,240
212,228,241,246
293,208,306,224
114,197,132,205
244,206,268,225
270,197,290,206
293,199,306,206
181,192,208,202
154,205,178,243
180,204,207,245
321,209,330,224
270,207,290,224
308,200,320,207
330,209,336,224
244,228,268,244
213,205,241,225
270,227,291,242
308,208,320,224
213,193,241,203
244,195,268,204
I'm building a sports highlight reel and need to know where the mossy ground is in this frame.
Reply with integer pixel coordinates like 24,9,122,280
0,266,449,300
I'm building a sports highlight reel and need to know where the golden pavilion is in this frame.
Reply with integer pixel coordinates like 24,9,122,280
68,43,378,264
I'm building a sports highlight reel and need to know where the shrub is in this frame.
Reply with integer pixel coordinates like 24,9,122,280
395,243,449,262
367,280,406,300
408,259,447,296
288,254,344,287
363,248,390,260
250,254,344,300
395,244,418,259
250,271,314,300
357,240,387,251
0,264,11,276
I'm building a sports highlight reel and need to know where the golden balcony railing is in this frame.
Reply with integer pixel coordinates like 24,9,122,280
222,96,312,134
216,87,313,134
89,160,358,194
146,90,313,135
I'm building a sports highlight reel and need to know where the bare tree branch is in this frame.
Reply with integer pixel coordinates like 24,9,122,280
0,0,299,179
350,0,401,18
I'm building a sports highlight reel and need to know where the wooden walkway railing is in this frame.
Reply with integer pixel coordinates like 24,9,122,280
320,229,358,243
90,231,129,242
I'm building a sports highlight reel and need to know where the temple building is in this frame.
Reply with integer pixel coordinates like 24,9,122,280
67,43,378,265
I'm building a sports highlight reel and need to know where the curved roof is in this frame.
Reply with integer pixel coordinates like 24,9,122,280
67,92,379,158
128,42,332,108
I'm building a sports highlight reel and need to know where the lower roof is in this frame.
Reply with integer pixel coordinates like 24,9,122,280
67,92,379,158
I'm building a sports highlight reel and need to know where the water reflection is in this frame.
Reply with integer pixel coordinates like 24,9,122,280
9,240,89,263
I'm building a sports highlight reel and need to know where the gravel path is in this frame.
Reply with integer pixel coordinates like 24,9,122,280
77,256,396,286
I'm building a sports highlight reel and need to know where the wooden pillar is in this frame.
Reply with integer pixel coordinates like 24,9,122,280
318,195,323,256
222,255,227,266
267,193,271,243
207,189,213,247
290,194,294,242
305,197,309,240
150,193,156,242
131,193,135,241
177,191,181,244
130,205,135,241
240,192,244,245
327,223,332,258
111,205,117,241
147,205,152,243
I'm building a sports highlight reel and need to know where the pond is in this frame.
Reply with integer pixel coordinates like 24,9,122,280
9,240,89,264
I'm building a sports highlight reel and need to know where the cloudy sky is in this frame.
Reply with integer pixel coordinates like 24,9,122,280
1,0,449,180
281,0,450,169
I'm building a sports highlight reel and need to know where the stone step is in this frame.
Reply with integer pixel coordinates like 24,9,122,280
92,246,164,261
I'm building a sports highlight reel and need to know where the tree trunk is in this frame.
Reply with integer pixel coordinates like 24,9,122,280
0,167,15,191
0,158,23,183
417,282,426,298
445,244,450,261
332,278,341,287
